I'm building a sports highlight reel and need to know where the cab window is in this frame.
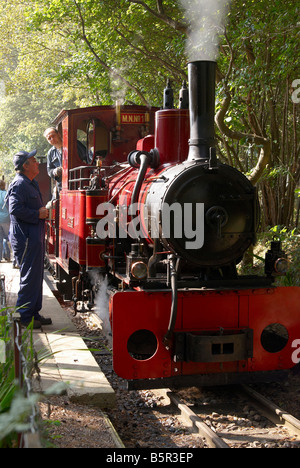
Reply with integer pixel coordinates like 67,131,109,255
87,119,108,165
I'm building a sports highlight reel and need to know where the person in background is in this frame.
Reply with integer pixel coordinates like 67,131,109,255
6,150,52,328
44,126,87,195
0,179,10,261
44,127,63,193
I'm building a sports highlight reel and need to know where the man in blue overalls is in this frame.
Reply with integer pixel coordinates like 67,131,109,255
7,150,52,328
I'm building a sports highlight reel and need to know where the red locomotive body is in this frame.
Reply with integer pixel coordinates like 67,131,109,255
46,63,300,389
111,287,300,387
46,104,157,286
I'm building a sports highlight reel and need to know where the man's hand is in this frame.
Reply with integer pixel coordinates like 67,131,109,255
53,167,62,178
39,207,49,219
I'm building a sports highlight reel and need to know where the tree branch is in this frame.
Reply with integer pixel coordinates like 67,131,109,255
216,33,271,185
114,26,187,81
73,0,149,105
128,0,187,33
215,90,271,185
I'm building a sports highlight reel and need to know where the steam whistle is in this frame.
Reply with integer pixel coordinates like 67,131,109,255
179,80,189,109
163,79,174,109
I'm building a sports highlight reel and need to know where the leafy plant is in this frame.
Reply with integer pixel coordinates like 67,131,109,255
0,313,16,415
0,310,39,447
239,226,300,287
268,226,300,287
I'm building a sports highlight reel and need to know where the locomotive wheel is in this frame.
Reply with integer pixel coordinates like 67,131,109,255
73,297,79,316
73,298,87,315
72,292,94,316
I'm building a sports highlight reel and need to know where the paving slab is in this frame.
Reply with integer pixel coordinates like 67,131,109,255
0,261,116,409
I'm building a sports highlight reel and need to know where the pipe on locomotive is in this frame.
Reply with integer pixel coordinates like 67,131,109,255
187,60,217,162
128,151,153,206
128,148,160,208
163,255,178,349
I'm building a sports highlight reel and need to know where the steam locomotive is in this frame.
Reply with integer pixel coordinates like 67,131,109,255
45,60,300,389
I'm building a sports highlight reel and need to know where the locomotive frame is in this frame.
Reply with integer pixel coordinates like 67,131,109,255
45,61,300,390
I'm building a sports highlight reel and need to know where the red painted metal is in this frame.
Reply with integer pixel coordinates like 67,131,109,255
45,205,56,256
136,134,155,152
47,104,157,273
86,239,106,269
35,162,51,205
111,287,300,380
86,190,108,224
60,190,88,267
155,109,189,164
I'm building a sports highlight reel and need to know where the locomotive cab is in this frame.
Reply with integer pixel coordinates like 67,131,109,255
45,104,158,302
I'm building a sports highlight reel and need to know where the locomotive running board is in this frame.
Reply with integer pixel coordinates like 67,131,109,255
126,370,289,390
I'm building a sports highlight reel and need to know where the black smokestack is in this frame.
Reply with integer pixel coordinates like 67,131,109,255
187,61,216,161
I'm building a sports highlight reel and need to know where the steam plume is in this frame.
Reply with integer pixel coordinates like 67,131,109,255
180,0,231,61
95,275,112,346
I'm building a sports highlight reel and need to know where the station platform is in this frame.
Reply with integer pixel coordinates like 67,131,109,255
0,261,122,447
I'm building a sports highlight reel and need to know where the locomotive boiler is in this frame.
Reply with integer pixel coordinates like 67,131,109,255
46,60,300,389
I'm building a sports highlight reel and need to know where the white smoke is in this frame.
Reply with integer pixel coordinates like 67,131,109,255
110,67,127,105
94,275,112,346
180,0,231,61
0,80,5,101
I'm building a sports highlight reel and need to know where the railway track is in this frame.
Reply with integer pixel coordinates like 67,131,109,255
165,384,300,448
46,279,300,449
68,308,300,449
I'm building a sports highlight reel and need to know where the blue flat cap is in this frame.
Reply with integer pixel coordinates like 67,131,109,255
13,150,37,170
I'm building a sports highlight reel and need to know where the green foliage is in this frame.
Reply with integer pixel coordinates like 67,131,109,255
268,226,300,287
240,226,300,287
0,0,298,225
0,311,38,447
23,0,187,106
0,393,40,447
0,314,16,415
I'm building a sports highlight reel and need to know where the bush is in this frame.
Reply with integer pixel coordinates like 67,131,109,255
240,226,300,287
268,226,300,287
0,310,37,448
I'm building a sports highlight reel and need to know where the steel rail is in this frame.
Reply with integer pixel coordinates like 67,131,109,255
241,384,300,438
167,391,230,448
